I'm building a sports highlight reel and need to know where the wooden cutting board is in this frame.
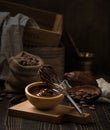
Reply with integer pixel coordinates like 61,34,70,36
8,100,91,124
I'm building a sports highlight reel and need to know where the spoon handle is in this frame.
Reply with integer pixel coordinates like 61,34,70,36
66,93,83,115
61,80,83,115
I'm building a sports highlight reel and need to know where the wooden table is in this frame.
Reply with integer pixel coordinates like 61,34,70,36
0,79,110,130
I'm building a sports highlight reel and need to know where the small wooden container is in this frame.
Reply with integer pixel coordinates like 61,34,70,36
0,0,63,47
25,82,64,110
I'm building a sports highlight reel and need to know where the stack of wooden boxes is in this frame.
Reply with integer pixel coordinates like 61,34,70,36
0,0,64,79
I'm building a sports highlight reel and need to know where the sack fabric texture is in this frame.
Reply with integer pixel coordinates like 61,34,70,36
6,51,44,91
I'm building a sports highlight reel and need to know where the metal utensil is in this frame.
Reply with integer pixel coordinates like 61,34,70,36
37,65,83,115
60,80,83,115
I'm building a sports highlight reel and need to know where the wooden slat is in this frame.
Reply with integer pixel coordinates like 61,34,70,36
52,14,63,33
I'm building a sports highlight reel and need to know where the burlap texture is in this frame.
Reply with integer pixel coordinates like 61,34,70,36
6,51,44,91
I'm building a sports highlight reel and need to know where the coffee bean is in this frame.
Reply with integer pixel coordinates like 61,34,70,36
91,104,95,107
82,94,88,98
89,106,96,110
70,94,75,98
17,53,39,66
80,101,86,104
68,87,99,103
86,96,91,100
75,91,82,96
82,103,88,107
76,95,82,100
79,89,84,92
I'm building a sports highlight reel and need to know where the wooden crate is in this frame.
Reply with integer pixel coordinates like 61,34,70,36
0,0,63,47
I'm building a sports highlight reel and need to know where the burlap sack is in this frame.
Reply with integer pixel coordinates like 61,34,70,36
6,51,44,91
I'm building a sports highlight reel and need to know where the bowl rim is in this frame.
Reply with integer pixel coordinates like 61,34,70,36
25,81,64,99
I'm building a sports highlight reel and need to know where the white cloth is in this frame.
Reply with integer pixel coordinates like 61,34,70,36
96,78,110,103
0,12,39,80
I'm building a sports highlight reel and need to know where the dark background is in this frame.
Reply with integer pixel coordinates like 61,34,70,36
5,0,110,75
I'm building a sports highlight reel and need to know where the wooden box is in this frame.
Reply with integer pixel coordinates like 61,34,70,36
0,0,63,47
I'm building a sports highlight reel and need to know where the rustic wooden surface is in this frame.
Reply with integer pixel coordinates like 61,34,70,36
0,75,110,129
8,100,91,124
0,98,110,130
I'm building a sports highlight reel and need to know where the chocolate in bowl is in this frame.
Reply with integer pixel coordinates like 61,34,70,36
29,84,60,97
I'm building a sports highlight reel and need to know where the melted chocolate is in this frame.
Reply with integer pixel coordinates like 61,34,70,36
30,85,60,97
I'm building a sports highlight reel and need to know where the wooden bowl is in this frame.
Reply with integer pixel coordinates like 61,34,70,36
25,82,64,109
